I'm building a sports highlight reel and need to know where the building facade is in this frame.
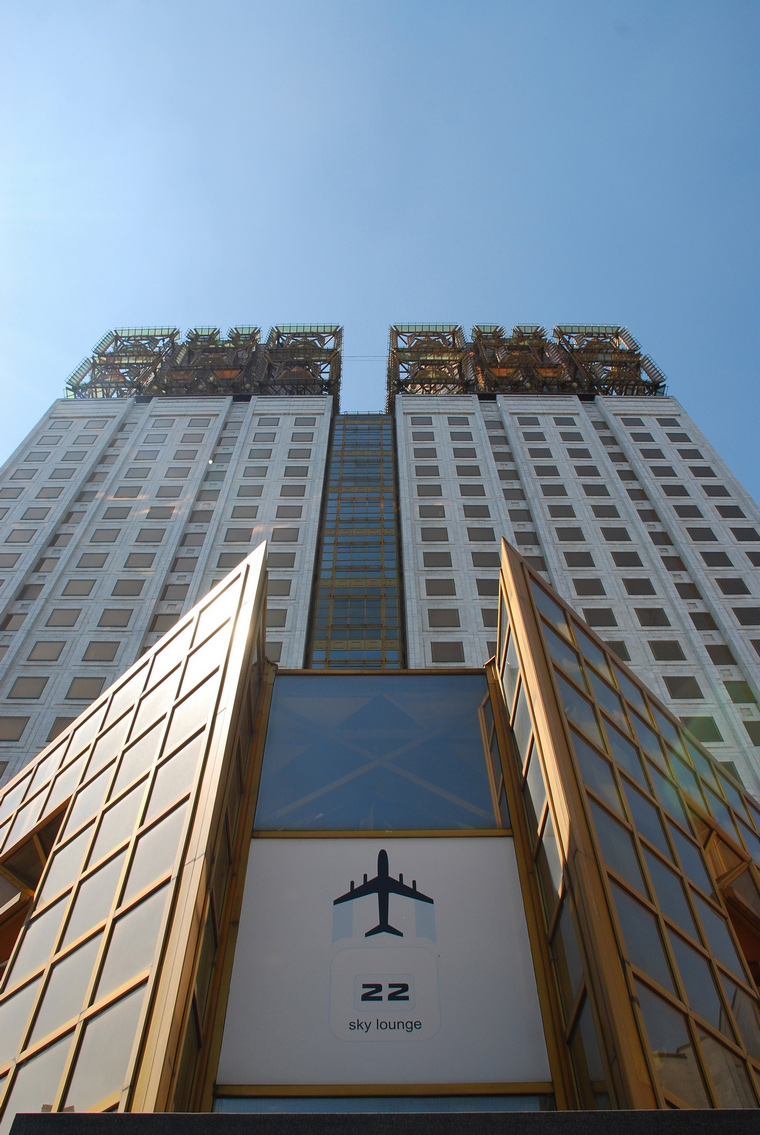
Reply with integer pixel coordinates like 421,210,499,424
0,325,758,800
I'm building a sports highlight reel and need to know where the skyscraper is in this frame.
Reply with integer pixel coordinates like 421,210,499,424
0,322,757,801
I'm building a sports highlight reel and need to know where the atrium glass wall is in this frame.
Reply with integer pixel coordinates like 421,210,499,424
307,414,404,669
496,539,760,1110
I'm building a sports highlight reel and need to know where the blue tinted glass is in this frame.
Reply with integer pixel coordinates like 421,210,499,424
255,674,496,830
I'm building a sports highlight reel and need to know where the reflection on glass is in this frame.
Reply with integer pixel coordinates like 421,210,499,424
552,900,584,1018
590,803,645,895
543,627,584,688
668,756,704,808
149,624,193,686
69,707,106,761
502,633,519,712
538,811,562,901
512,685,532,765
255,675,496,830
692,895,747,982
643,850,697,937
720,976,760,1062
179,625,225,698
634,980,708,1107
696,1030,757,1108
95,884,169,1002
145,734,204,823
650,706,682,753
571,731,622,815
569,996,608,1109
195,579,239,643
164,675,216,755
574,627,611,681
64,983,146,1112
648,768,688,829
62,765,113,839
0,1031,72,1135
613,667,649,719
87,715,131,780
555,673,603,748
630,715,664,769
603,724,646,788
103,665,147,730
587,672,626,730
669,825,714,897
624,787,670,858
46,756,87,815
29,933,102,1045
38,826,93,907
6,896,68,987
122,803,187,905
62,851,126,949
0,977,41,1068
130,681,174,745
666,930,730,1036
531,583,568,637
703,789,738,843
612,883,674,993
498,595,508,664
29,743,66,795
523,743,546,833
111,720,164,798
89,781,147,866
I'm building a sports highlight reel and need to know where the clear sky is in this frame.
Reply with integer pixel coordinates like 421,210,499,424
1,1,758,499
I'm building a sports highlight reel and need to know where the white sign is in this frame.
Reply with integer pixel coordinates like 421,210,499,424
217,838,549,1086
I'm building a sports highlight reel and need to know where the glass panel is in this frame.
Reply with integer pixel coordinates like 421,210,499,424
88,781,147,866
68,707,106,760
587,672,627,730
62,851,126,949
0,1032,72,1135
569,996,608,1109
86,714,132,780
61,765,113,839
0,978,41,1068
45,755,87,815
552,900,584,1018
512,685,533,765
538,810,562,897
102,665,147,729
64,983,146,1111
543,627,584,687
634,981,709,1107
604,723,646,788
179,624,226,698
630,714,665,769
650,706,683,754
29,932,102,1045
498,595,508,664
703,789,738,841
6,896,68,986
38,825,93,906
624,786,670,858
717,774,749,821
613,667,649,718
721,976,760,1062
111,720,165,797
692,895,748,981
555,672,603,748
687,740,719,788
29,743,66,795
501,632,519,713
611,884,674,993
573,627,611,679
590,803,645,895
696,1031,757,1107
738,822,760,868
195,580,239,643
163,675,217,754
95,884,169,1002
571,731,622,815
122,803,188,905
666,930,731,1035
669,755,704,808
669,825,714,896
643,850,697,937
145,733,204,823
130,679,175,744
649,768,689,828
149,625,193,687
523,743,546,833
254,674,495,831
531,583,568,637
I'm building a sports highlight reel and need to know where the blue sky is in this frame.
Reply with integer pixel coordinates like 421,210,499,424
1,0,758,499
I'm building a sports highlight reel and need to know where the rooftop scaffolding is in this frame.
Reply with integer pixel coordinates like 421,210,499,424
253,325,342,409
385,325,474,410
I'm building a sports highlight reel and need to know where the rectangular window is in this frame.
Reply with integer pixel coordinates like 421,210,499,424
731,527,760,542
63,579,95,596
271,528,299,543
534,465,560,477
420,528,449,542
565,552,594,567
430,641,465,662
136,529,165,543
28,641,65,661
66,676,106,700
98,609,133,627
112,580,144,596
9,676,49,698
556,527,585,542
686,527,717,542
225,527,253,542
635,609,670,627
91,529,120,543
423,551,452,566
0,716,29,740
115,486,141,498
415,465,439,477
601,527,631,542
705,644,735,665
124,553,155,568
5,528,36,543
46,608,81,626
460,484,486,497
428,609,461,627
218,552,246,569
582,609,617,626
280,485,306,497
276,505,302,518
734,608,760,626
623,578,655,595
83,641,119,661
649,641,686,661
467,527,495,542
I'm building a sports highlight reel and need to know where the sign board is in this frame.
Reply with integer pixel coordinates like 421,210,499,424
217,837,549,1086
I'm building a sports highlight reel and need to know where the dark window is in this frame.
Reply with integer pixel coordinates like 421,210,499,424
701,551,733,567
702,484,730,498
716,578,749,596
417,485,443,497
425,579,456,596
430,642,465,663
686,527,717,542
467,527,495,542
690,612,717,630
423,552,452,567
663,485,689,497
98,608,132,627
724,682,756,704
471,552,499,567
415,465,440,477
564,552,594,567
601,527,631,542
680,717,722,743
420,527,449,542
674,582,701,600
605,641,630,661
650,466,677,478
136,528,165,544
112,580,144,596
124,553,154,568
555,527,585,542
419,505,445,518
573,579,605,596
83,641,119,662
476,579,499,596
734,608,760,626
583,609,617,627
612,551,643,567
464,505,490,518
674,505,702,518
731,528,760,543
428,609,460,628
549,505,576,518
460,484,486,497
28,641,64,661
649,641,686,661
690,466,717,478
541,485,567,497
624,579,655,596
534,465,560,478
636,609,670,627
660,556,685,571
705,644,735,665
663,676,703,699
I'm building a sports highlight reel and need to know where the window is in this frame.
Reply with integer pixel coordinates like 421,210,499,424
424,551,452,567
535,465,560,477
157,486,181,499
98,609,133,627
556,527,585,542
716,578,749,596
124,553,154,568
674,582,700,600
294,416,316,426
147,506,174,520
690,612,717,630
28,641,64,661
456,465,481,477
679,717,722,743
124,467,149,479
103,507,130,520
91,529,120,543
549,505,576,518
447,415,469,425
428,609,460,627
612,551,642,567
217,553,245,569
189,417,211,427
650,466,677,478
5,528,35,543
731,527,760,543
467,527,495,542
471,552,499,567
63,579,95,596
649,641,686,661
733,608,760,626
416,485,442,498
565,552,594,567
674,505,702,518
0,716,29,740
189,510,213,523
22,507,49,520
450,431,473,441
136,528,165,543
268,580,292,596
635,609,670,627
724,681,756,704
747,551,760,567
225,527,253,543
541,485,567,497
9,676,48,698
0,613,26,629
410,415,433,425
271,528,299,543
663,676,703,699
115,486,141,498
601,527,631,542
623,578,655,596
112,580,144,597
267,609,287,628
268,552,295,568
46,608,81,627
663,485,689,497
573,579,605,596
582,609,617,626
460,484,486,497
575,465,600,478
705,644,735,665
430,642,465,663
702,484,730,498
415,465,439,477
622,417,644,426
83,641,119,662
476,579,499,596
66,677,106,700
421,528,449,542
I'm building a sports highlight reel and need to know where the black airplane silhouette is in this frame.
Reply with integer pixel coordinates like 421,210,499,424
333,848,434,937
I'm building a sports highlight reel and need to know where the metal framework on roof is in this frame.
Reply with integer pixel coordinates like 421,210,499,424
387,324,667,407
65,325,342,407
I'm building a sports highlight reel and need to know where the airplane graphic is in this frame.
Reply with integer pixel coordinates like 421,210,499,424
333,848,434,938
